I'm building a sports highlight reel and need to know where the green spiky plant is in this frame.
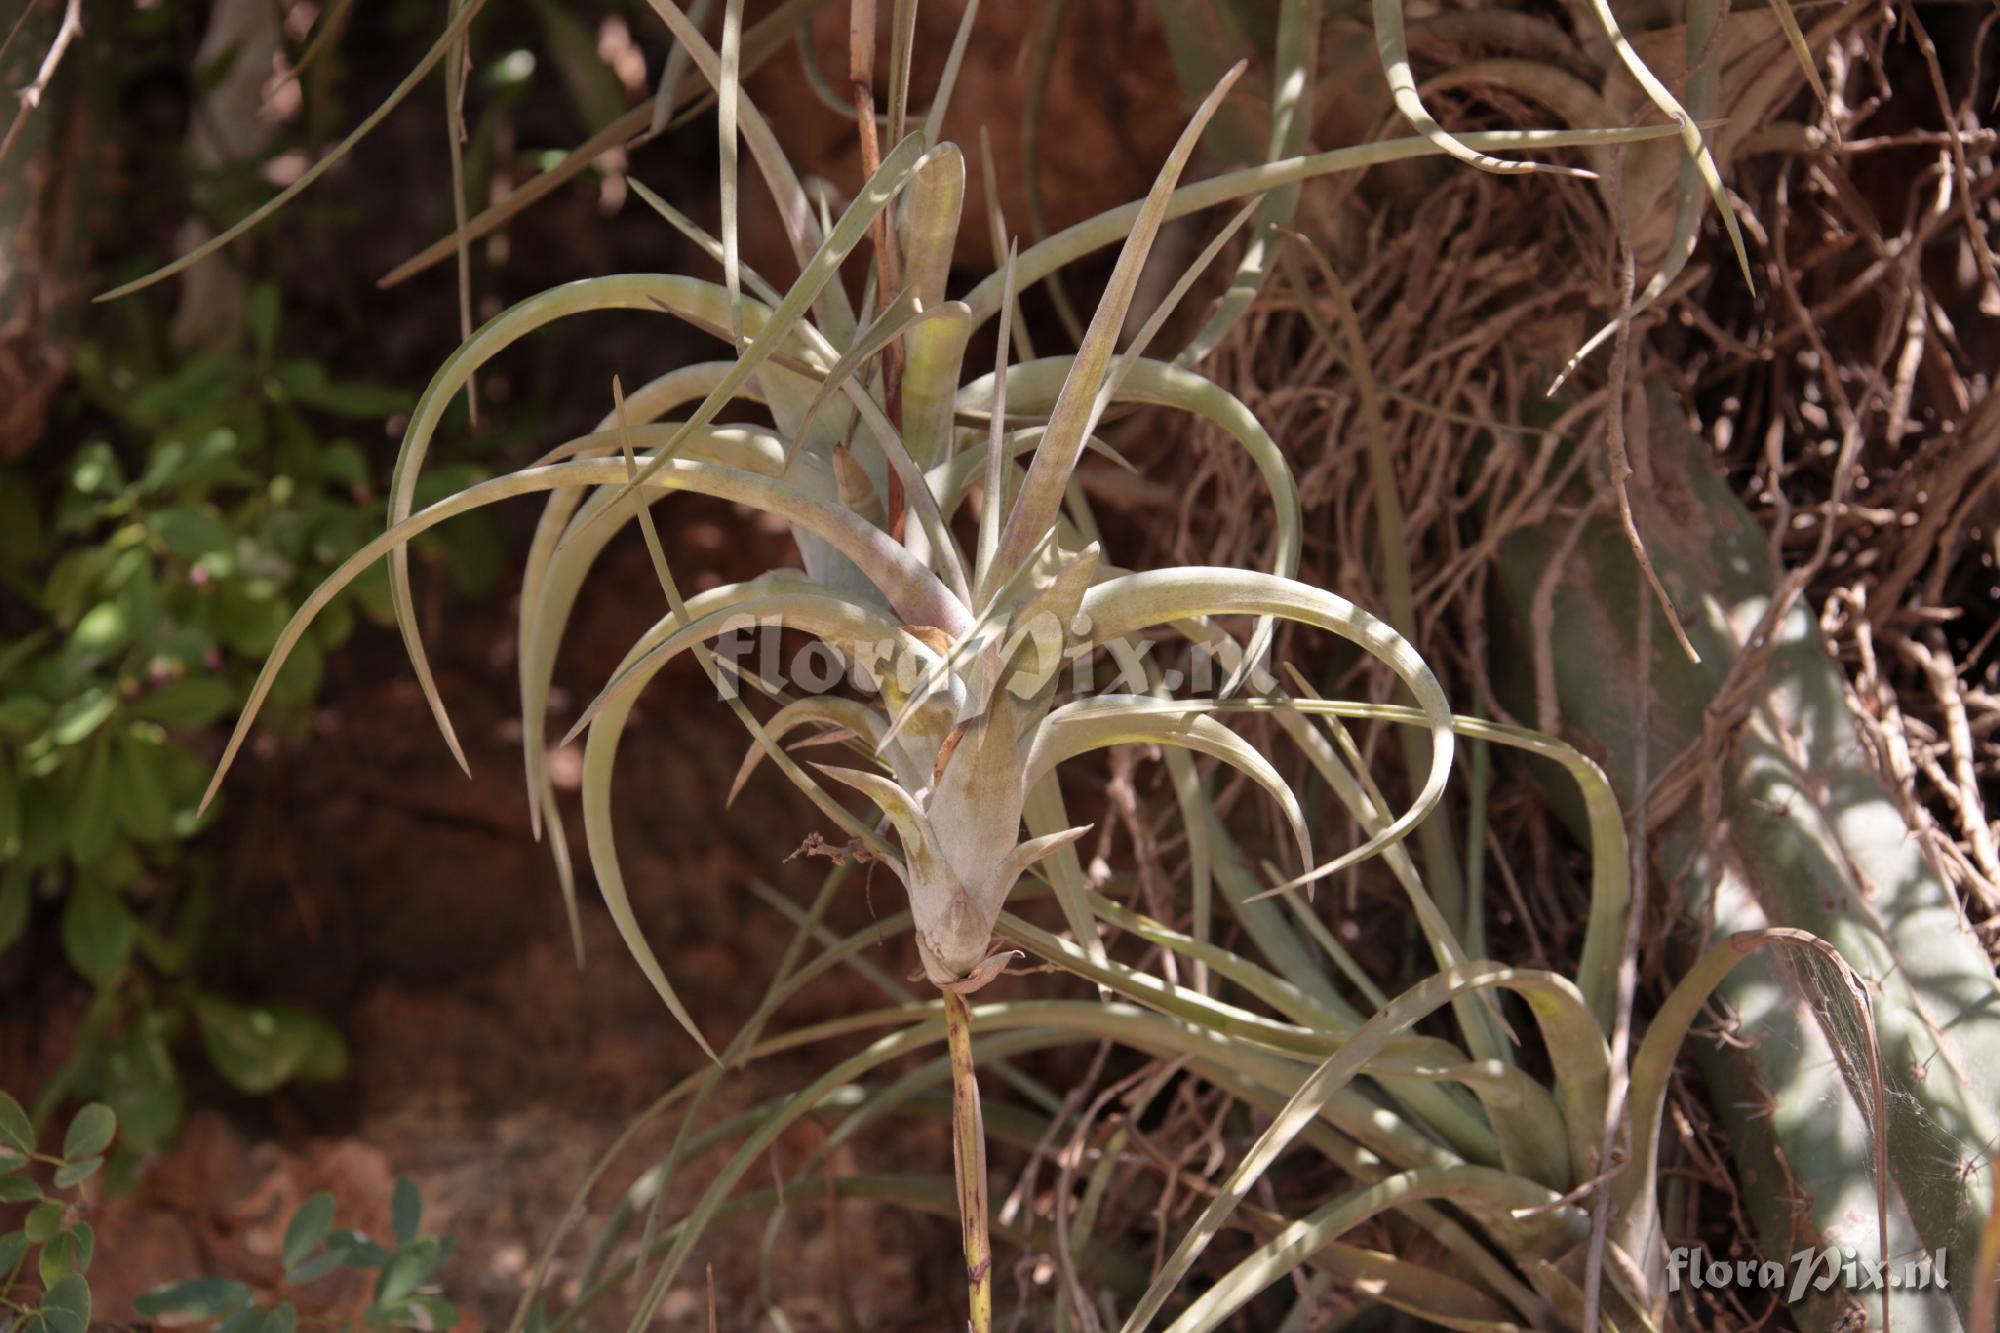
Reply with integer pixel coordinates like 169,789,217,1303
143,2,1902,1328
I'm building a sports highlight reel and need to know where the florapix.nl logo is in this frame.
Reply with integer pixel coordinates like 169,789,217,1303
703,607,1281,705
1667,1245,1949,1302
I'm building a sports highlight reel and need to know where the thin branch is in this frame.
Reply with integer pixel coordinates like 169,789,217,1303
0,0,83,173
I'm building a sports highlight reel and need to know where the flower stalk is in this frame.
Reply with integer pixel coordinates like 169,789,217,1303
942,988,992,1333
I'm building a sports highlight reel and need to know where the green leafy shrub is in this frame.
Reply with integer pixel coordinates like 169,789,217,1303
0,284,499,1164
134,1173,458,1332
0,1095,112,1312
0,1088,457,1329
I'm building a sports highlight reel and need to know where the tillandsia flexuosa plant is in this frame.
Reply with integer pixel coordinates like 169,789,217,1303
149,1,1905,1328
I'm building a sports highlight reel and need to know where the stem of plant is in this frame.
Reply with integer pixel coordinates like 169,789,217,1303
942,988,992,1333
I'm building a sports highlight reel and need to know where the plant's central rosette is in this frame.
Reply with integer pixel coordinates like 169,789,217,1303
206,69,1466,1057
816,544,1101,990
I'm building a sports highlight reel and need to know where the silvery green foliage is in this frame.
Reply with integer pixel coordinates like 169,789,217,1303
199,40,1539,1029
190,4,1884,1329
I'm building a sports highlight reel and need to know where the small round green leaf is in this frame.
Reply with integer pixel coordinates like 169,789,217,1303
0,1090,34,1161
282,1191,336,1268
65,741,116,862
326,1229,390,1268
193,994,349,1095
109,734,173,841
72,602,129,656
283,1249,343,1285
148,507,235,560
129,675,236,728
61,882,134,986
24,1200,64,1242
0,1173,40,1202
390,1177,421,1246
406,1295,459,1331
217,1305,264,1333
62,1103,115,1160
28,1272,91,1333
37,1230,76,1285
95,1018,186,1153
52,1156,102,1189
375,1247,430,1307
48,688,116,747
134,1277,255,1322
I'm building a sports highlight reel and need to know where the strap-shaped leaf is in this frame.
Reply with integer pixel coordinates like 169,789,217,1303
1081,569,1451,887
1578,0,1753,285
627,180,787,311
622,995,1471,1333
1194,689,1632,1030
899,142,963,310
990,826,1092,906
959,123,1691,326
1615,929,1884,1269
515,383,779,947
989,61,1246,578
98,0,494,301
1027,697,1311,875
1109,201,1259,397
204,455,950,814
1373,0,1586,178
640,0,847,329
590,132,932,538
940,428,1138,532
386,273,817,770
381,0,816,289
566,590,927,745
518,365,746,840
1161,1167,1572,1333
919,0,979,145
1020,776,1103,973
576,582,823,1063
1121,961,1609,1332
576,590,913,1063
834,386,972,604
901,305,973,473
510,418,799,931
716,0,747,344
973,242,1018,598
1267,683,1508,1066
964,356,1300,586
809,765,932,885
1179,0,1323,364
728,698,915,803
792,289,926,450
997,911,1481,1079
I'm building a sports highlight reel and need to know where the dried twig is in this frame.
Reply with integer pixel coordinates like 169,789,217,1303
0,0,81,171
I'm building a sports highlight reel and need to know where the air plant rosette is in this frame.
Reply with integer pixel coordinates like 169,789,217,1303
174,3,1905,1328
